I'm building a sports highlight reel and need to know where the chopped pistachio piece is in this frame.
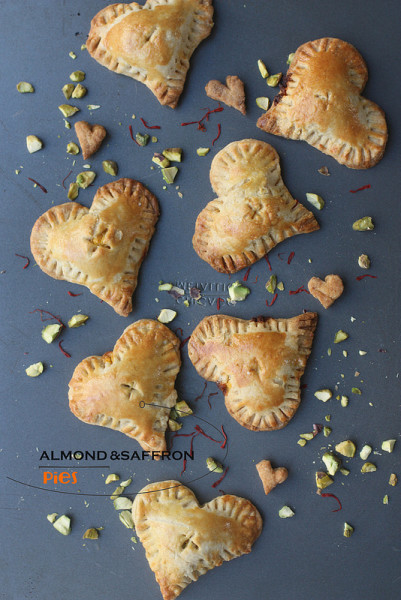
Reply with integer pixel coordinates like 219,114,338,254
323,427,332,437
175,400,193,417
71,83,87,99
135,132,149,146
334,330,348,343
68,314,89,328
17,81,34,93
161,166,178,184
352,216,374,231
168,418,182,431
297,439,307,447
315,471,333,489
340,468,350,476
151,136,158,143
183,299,189,306
340,395,349,407
318,166,330,176
120,478,132,488
62,83,75,99
383,494,389,504
110,485,124,500
87,104,101,110
196,147,210,156
325,415,331,422
119,510,134,529
359,350,367,356
314,389,332,402
358,254,371,269
256,97,270,110
69,51,77,59
361,462,377,473
265,274,277,294
228,280,250,302
389,473,398,487
287,52,295,64
158,282,173,292
278,506,294,518
267,73,282,87
58,104,80,118
359,445,372,460
26,135,43,153
327,348,332,356
206,457,224,473
381,439,396,453
47,512,58,523
76,171,96,189
53,515,71,535
305,193,325,210
335,440,356,458
26,362,44,377
83,528,99,539
113,497,133,511
277,281,284,291
257,59,269,78
102,160,118,176
343,522,354,537
343,350,348,357
67,142,80,155
162,148,182,162
322,452,341,476
81,44,87,51
68,182,79,200
41,323,63,344
351,387,361,395
299,433,314,441
157,309,177,324
70,70,85,82
152,153,170,168
105,473,120,485
131,536,137,543
64,119,71,129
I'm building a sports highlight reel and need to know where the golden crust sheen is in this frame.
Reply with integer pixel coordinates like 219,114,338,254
132,480,263,600
257,38,387,169
69,320,181,454
87,0,214,108
30,178,159,317
188,313,318,431
192,139,319,273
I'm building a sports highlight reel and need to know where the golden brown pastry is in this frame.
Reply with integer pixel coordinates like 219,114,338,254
255,460,288,495
308,274,344,309
188,312,317,431
132,480,262,600
69,320,180,454
87,0,214,108
192,139,319,273
257,38,387,169
74,121,107,159
205,75,246,114
30,178,158,317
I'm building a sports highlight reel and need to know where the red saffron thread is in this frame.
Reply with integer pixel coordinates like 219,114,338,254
264,255,272,271
207,392,218,410
356,274,377,281
266,293,278,307
30,309,64,325
289,286,310,295
212,123,221,145
243,267,251,282
181,105,224,131
62,170,73,190
174,327,184,337
129,125,140,146
220,425,227,449
27,178,47,193
212,466,229,488
194,425,221,444
181,432,199,474
350,184,371,193
217,297,224,310
253,276,259,284
318,491,342,512
58,340,71,358
15,254,30,269
287,251,295,264
277,253,286,260
140,117,161,129
68,291,82,297
194,381,207,402
179,336,190,349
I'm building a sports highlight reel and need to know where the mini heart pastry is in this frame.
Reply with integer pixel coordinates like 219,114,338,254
192,139,319,273
256,460,288,495
87,0,214,108
132,480,262,600
69,320,181,454
30,178,159,316
205,75,246,114
74,121,107,159
188,312,318,431
257,38,387,169
308,274,344,309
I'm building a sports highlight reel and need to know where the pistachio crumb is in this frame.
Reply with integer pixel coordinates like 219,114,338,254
256,97,269,110
26,135,43,153
26,362,44,377
53,515,71,535
197,147,210,156
267,73,282,87
157,309,177,324
297,439,307,447
314,389,332,402
70,70,85,82
334,330,348,343
335,440,356,458
358,254,371,269
67,142,80,155
72,83,87,99
305,193,325,210
351,387,362,395
206,457,224,473
343,522,354,537
83,528,99,539
383,494,389,504
389,473,398,486
105,473,120,485
257,59,269,79
68,314,89,328
352,216,374,231
359,445,372,460
102,160,118,176
323,427,331,437
381,439,396,453
278,505,294,518
361,462,377,473
69,51,77,59
58,104,80,118
17,81,34,93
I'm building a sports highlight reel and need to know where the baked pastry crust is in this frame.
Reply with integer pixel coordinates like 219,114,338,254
188,313,317,431
205,75,246,114
132,480,262,600
87,0,214,108
30,178,159,316
192,139,319,273
74,121,107,159
69,320,180,454
257,38,387,169
308,274,344,309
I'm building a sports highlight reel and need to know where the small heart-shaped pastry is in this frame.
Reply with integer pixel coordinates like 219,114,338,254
133,480,262,600
74,121,107,159
308,274,344,309
193,139,319,273
256,460,288,495
257,38,387,169
205,75,246,114
188,312,317,431
30,178,159,316
69,320,180,454
87,0,214,108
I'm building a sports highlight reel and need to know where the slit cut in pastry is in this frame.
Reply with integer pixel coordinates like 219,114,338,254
257,38,387,169
188,312,318,431
69,320,180,455
87,0,214,108
30,178,159,316
192,139,319,273
132,480,263,600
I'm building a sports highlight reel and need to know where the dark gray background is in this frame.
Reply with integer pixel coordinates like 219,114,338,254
1,1,400,599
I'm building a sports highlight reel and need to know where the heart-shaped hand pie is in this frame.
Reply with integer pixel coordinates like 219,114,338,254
188,313,317,431
205,75,246,114
308,274,344,309
69,320,180,454
30,178,159,316
87,0,214,108
257,38,387,169
133,480,262,600
74,121,106,159
192,139,319,273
